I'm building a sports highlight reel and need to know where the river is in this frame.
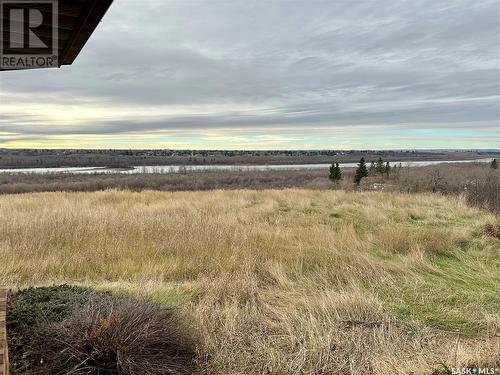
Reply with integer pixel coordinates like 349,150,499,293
0,158,492,174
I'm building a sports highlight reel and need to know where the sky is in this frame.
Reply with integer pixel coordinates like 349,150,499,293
0,0,499,150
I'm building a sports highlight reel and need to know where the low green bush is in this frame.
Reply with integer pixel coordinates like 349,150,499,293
7,285,105,373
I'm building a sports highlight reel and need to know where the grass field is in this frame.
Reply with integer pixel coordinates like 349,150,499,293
0,189,498,374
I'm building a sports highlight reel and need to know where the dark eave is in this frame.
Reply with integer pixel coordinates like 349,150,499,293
58,0,113,66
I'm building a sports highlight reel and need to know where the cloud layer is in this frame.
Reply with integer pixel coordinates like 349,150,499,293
0,0,499,149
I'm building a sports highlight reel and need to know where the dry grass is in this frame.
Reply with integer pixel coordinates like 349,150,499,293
0,164,498,214
0,189,498,374
26,296,197,375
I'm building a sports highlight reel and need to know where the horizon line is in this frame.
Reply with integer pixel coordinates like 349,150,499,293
0,147,498,152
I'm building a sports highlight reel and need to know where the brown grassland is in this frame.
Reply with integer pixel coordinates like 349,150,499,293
0,189,499,374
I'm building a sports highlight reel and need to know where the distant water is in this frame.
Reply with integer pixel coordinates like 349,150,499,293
0,158,492,175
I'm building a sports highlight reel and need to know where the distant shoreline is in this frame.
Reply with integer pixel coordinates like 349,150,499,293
0,149,496,170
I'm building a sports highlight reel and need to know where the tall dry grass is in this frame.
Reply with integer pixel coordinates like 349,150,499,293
0,189,498,374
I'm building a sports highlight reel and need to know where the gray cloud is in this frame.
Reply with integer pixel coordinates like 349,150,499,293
0,0,499,148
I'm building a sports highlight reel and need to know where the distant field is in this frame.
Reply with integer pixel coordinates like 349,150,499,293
0,189,498,374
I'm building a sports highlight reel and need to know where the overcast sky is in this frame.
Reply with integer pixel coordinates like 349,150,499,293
0,0,499,149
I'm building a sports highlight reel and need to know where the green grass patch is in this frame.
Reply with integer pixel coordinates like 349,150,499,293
148,288,195,306
377,239,500,336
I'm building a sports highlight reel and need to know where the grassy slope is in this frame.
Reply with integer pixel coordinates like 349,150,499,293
0,190,498,374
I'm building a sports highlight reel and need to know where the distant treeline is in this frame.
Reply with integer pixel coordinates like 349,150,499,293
0,149,496,169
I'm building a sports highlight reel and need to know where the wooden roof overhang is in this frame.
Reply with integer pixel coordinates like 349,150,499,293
1,0,113,71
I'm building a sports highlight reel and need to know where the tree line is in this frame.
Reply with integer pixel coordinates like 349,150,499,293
329,158,498,185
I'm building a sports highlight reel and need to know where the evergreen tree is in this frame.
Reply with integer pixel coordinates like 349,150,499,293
369,161,376,174
385,161,391,176
354,157,368,184
329,162,342,182
491,159,498,170
375,157,385,174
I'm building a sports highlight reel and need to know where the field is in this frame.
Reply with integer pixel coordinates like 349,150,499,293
0,163,497,213
0,189,498,374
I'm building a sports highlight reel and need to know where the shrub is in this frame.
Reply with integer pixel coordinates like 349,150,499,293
7,285,106,373
385,161,391,176
465,176,500,213
8,286,198,375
